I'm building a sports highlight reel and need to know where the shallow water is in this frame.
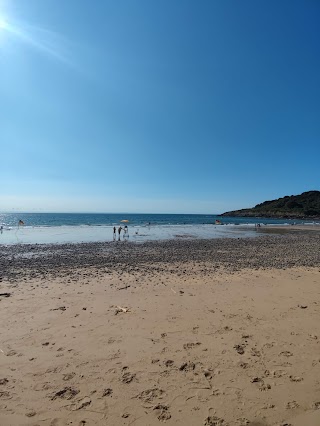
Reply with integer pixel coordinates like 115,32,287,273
0,223,262,245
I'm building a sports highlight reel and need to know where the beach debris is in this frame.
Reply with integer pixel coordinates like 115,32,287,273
0,378,8,385
122,413,130,418
170,288,176,294
298,304,308,309
312,401,320,410
118,285,130,290
164,359,174,367
25,411,36,417
51,387,79,400
0,293,11,298
102,388,113,397
52,306,66,311
115,306,130,315
42,342,50,346
234,344,245,355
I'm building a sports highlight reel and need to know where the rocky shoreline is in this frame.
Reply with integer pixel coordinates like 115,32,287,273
1,233,320,283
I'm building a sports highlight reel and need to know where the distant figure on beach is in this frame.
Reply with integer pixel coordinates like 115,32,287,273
18,220,24,228
118,226,122,241
113,226,116,241
0,225,3,234
124,225,129,238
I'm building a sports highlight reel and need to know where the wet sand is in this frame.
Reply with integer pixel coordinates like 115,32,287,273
0,234,320,425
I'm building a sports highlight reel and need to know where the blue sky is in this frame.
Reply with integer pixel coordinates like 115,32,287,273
0,0,319,213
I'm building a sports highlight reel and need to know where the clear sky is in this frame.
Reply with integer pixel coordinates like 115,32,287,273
0,0,319,213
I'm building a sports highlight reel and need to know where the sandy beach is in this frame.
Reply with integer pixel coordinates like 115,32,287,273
1,233,320,426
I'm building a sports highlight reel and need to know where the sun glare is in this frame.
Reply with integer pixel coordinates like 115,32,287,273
0,18,8,29
0,10,72,65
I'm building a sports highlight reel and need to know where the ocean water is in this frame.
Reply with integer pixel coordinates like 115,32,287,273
0,213,312,245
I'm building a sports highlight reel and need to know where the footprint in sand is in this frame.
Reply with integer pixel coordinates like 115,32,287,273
280,351,293,357
286,401,299,409
272,370,286,378
121,371,136,384
250,348,261,357
183,342,202,350
63,372,76,381
251,377,271,391
51,387,79,400
204,416,226,425
238,362,249,369
179,362,196,372
153,404,171,422
289,375,303,382
0,391,11,400
234,344,245,355
236,419,250,425
102,388,113,397
72,396,91,410
136,388,164,403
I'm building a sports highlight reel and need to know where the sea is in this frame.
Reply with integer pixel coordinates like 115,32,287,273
0,213,314,245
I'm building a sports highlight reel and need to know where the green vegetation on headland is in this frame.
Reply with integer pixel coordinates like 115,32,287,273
220,191,320,219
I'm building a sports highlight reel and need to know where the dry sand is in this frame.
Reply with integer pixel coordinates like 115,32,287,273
0,234,320,426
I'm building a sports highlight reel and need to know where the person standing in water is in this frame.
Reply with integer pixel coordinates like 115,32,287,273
113,226,116,241
118,226,122,241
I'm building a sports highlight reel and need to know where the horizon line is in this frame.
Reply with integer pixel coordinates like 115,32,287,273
0,211,222,215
